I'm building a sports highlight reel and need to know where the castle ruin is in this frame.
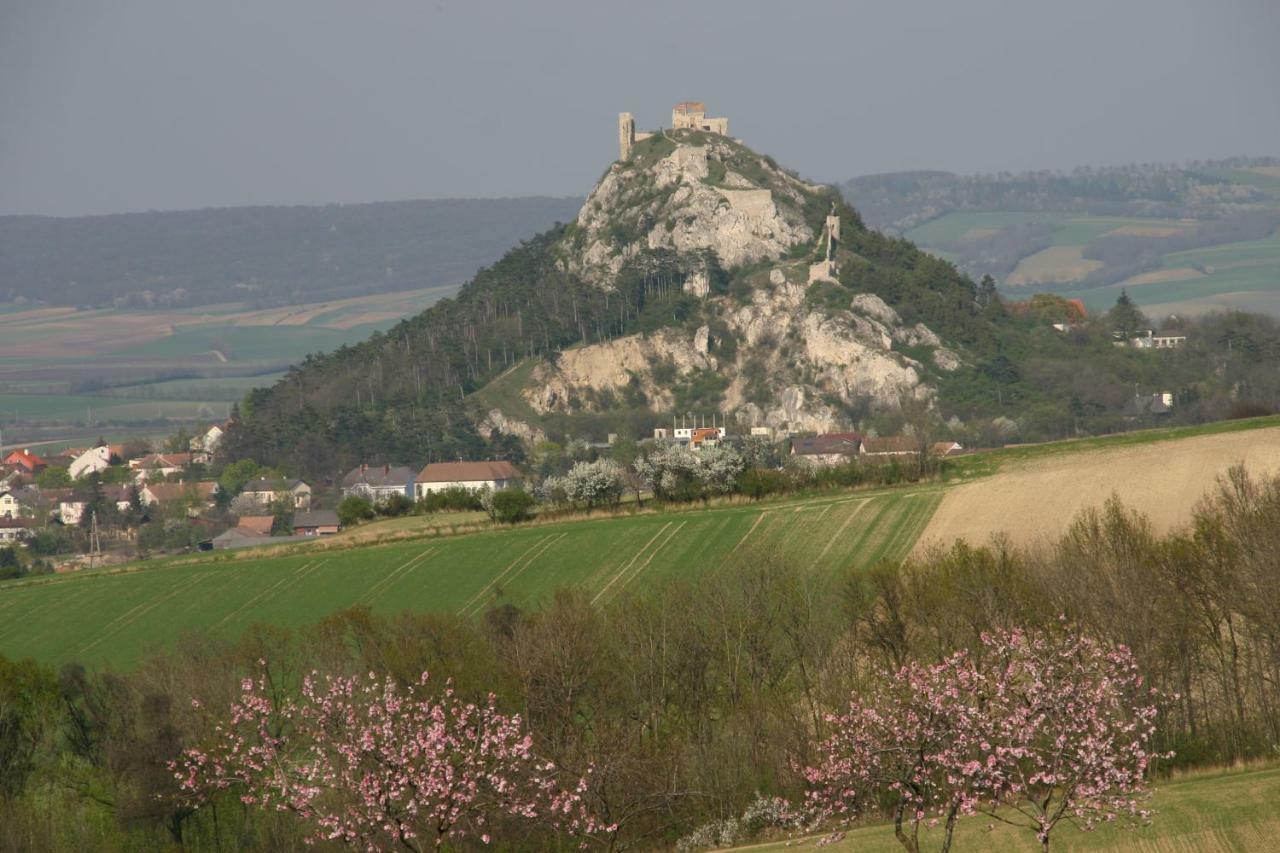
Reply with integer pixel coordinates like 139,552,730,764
808,204,842,284
618,101,730,160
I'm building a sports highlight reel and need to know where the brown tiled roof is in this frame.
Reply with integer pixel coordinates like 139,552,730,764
145,482,217,503
416,461,521,483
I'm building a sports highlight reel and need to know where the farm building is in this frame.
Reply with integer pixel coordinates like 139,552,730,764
342,464,416,503
68,445,123,480
790,432,863,466
415,461,522,499
292,509,341,536
235,515,275,536
931,441,964,457
860,436,922,459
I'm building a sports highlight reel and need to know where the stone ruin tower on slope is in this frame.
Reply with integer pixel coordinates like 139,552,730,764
618,101,730,160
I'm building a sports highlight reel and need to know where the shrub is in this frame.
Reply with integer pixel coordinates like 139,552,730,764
336,495,375,527
489,488,535,524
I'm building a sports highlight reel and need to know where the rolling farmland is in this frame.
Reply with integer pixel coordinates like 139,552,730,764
0,489,941,669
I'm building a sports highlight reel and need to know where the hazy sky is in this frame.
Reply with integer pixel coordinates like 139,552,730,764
3,0,1277,216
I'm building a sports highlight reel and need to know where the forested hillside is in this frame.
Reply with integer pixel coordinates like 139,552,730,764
0,196,581,308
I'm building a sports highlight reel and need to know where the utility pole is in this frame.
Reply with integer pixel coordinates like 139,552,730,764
88,510,102,570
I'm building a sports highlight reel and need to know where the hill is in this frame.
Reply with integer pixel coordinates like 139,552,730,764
227,131,1280,477
842,158,1280,316
0,196,581,309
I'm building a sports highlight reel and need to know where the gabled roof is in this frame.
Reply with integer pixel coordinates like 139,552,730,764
144,481,217,503
131,452,193,469
416,461,522,484
791,432,862,456
293,509,340,528
342,465,416,488
862,436,921,454
3,449,46,470
242,477,308,493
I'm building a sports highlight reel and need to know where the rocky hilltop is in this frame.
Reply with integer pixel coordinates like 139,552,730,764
488,129,960,436
226,126,983,475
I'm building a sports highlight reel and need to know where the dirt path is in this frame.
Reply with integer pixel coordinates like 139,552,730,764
918,427,1280,551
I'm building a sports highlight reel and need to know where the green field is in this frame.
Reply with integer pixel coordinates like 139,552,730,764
746,765,1280,852
0,489,940,669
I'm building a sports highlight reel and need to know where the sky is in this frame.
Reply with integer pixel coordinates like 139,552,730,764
2,0,1278,217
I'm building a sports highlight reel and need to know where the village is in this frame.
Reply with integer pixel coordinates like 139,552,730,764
0,416,967,573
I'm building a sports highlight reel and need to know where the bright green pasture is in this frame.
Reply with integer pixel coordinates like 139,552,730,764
0,490,941,670
745,765,1280,852
905,212,1181,247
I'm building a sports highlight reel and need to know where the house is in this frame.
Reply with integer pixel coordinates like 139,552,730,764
129,452,193,480
189,423,226,464
860,436,922,459
415,461,522,499
3,449,47,474
68,445,123,479
790,432,863,466
0,518,31,542
140,481,218,514
749,426,775,439
0,489,21,519
292,509,341,536
1130,330,1187,350
690,427,722,448
102,485,136,514
56,494,88,525
240,478,312,510
341,464,416,503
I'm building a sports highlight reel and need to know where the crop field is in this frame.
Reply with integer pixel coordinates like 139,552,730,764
744,765,1280,852
0,489,941,669
0,285,459,440
921,423,1280,549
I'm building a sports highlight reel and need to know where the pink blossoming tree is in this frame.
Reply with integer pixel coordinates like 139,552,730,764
803,625,1165,852
975,627,1164,851
173,669,611,851
802,651,988,853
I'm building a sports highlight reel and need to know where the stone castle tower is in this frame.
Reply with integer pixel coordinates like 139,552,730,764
618,101,727,161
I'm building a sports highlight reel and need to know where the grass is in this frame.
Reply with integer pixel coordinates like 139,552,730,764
743,764,1280,852
0,488,941,670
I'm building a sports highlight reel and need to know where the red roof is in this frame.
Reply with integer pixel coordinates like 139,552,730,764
3,449,47,470
416,461,521,484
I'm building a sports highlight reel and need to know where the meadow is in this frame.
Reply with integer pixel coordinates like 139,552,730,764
745,765,1280,852
0,488,940,669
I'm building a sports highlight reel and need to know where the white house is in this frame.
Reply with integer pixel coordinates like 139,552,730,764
0,490,20,519
129,452,193,481
189,423,226,464
342,464,416,503
414,461,522,500
69,445,117,479
0,518,30,542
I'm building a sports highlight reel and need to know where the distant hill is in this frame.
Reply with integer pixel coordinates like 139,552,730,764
841,158,1280,316
0,196,583,309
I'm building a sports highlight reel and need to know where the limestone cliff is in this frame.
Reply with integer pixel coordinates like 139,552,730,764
482,128,966,436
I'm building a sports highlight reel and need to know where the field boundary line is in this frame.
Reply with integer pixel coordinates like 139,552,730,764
811,499,870,568
213,561,318,630
591,522,674,605
462,533,566,617
456,535,560,616
609,521,686,600
360,547,436,607
724,512,768,562
77,571,215,656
